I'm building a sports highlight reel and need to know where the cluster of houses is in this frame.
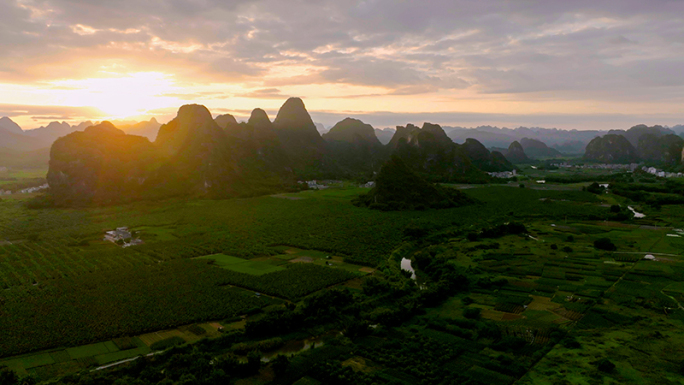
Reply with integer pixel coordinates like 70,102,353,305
360,181,376,188
641,166,684,179
0,184,49,196
299,180,329,190
551,163,640,171
19,184,49,194
104,227,143,248
487,170,517,179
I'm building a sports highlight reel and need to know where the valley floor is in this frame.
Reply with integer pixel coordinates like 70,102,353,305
1,174,684,384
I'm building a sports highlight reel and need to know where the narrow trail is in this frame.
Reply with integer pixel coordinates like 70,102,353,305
613,251,681,257
661,290,684,311
91,351,164,372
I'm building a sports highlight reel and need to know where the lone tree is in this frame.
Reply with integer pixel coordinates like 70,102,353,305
596,358,616,372
594,237,617,251
0,369,18,385
586,182,605,194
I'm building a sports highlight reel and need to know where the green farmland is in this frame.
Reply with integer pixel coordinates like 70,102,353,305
1,170,684,384
197,254,286,275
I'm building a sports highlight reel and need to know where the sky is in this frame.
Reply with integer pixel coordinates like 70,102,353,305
1,0,683,130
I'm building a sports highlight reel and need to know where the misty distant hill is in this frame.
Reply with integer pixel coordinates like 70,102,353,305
374,128,396,145
445,125,602,155
0,117,24,134
607,124,675,147
584,134,638,164
519,138,563,159
503,141,530,163
583,125,684,164
118,118,162,141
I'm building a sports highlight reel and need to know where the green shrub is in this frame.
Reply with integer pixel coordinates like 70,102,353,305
462,307,481,320
594,238,616,251
187,324,206,336
596,358,615,372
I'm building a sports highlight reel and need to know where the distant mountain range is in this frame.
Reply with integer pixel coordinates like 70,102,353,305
4,101,684,190
47,98,518,204
444,126,603,154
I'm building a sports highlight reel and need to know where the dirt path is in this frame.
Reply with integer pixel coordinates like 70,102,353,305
661,291,684,311
613,251,681,257
91,351,164,372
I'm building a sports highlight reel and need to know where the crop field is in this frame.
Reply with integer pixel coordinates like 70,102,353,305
415,211,684,384
0,318,233,380
197,253,286,275
2,171,684,383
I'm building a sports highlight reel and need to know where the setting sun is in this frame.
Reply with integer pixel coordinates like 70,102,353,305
48,72,179,120
1,2,684,384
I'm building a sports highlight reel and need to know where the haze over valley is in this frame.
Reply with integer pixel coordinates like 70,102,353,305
1,2,684,385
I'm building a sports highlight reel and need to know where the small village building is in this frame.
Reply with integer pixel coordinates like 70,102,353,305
104,227,132,243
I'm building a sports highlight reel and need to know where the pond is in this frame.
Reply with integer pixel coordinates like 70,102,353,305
400,257,416,280
259,333,333,362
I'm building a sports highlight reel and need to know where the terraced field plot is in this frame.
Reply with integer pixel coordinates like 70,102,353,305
196,253,285,275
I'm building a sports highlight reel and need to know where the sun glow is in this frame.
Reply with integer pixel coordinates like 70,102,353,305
48,72,180,120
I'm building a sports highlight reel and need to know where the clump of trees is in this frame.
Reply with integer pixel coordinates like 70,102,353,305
353,155,475,211
467,222,527,242
594,238,617,251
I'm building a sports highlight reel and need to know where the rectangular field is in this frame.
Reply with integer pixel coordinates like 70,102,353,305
196,254,286,275
66,342,117,359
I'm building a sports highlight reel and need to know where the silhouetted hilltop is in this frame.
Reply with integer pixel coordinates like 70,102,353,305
323,118,384,177
353,155,474,211
0,117,23,134
323,118,381,146
214,114,239,130
505,141,529,163
248,108,274,131
155,104,224,157
519,138,562,159
387,124,420,150
461,138,513,172
153,104,288,197
392,123,489,182
47,122,159,204
273,97,331,177
46,105,300,205
584,134,638,163
637,134,683,165
273,98,324,145
609,124,674,147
